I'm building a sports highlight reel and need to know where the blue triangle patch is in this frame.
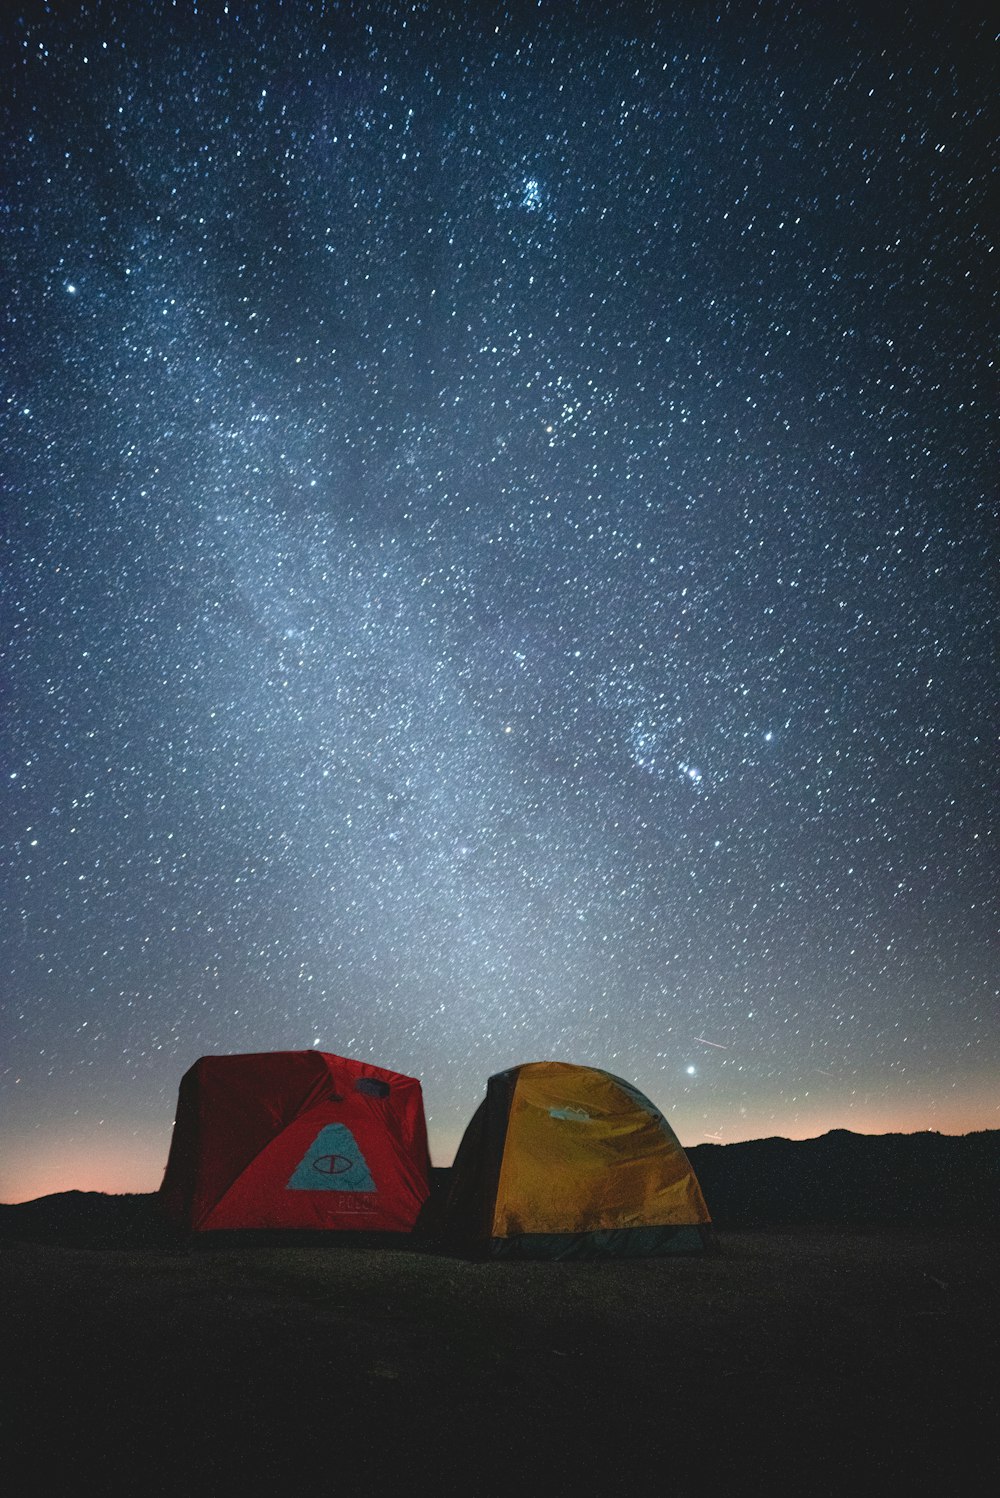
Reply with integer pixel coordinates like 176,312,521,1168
287,1124,376,1192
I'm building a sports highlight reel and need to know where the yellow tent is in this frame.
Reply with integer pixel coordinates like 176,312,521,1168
445,1061,712,1258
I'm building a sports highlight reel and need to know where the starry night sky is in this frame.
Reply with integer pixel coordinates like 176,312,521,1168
2,1,996,1202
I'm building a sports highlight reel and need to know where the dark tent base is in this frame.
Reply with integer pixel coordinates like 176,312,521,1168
483,1224,710,1260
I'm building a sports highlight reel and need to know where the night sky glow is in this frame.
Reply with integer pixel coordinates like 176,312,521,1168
2,1,996,1203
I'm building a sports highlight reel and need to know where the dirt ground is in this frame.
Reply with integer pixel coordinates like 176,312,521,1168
3,1226,997,1495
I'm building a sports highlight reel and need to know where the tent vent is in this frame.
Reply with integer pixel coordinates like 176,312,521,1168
355,1078,391,1097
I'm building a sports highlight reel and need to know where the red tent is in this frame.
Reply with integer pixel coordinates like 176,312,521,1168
159,1051,431,1233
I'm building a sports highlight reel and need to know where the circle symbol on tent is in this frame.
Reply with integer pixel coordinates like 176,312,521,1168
312,1153,354,1175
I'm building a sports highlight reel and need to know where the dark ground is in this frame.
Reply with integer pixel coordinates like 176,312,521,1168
3,1132,997,1494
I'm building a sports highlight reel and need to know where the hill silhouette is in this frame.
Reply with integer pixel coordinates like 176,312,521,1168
1,1128,996,1246
686,1127,1000,1229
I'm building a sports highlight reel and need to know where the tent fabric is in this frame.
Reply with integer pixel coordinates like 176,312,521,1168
445,1061,711,1257
159,1051,431,1233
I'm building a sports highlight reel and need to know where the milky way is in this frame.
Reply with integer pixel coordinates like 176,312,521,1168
2,1,996,1200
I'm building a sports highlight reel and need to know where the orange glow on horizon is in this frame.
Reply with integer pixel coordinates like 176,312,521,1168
678,1090,1000,1150
3,1093,997,1205
0,1134,172,1206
